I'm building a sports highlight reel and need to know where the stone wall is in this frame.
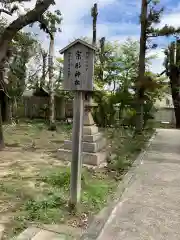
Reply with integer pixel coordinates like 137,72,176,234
154,107,175,124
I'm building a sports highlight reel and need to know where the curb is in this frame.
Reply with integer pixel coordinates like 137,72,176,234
80,130,157,240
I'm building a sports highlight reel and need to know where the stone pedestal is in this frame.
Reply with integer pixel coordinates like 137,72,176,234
58,96,107,166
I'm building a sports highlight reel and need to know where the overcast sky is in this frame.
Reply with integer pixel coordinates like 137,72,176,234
2,0,180,74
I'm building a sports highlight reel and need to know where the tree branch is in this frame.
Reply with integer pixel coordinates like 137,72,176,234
0,9,12,15
148,25,180,38
0,0,31,3
1,0,54,41
0,0,55,62
157,70,166,77
38,17,53,40
28,66,42,79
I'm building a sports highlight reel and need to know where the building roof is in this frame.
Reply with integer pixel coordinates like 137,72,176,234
23,87,49,97
59,39,97,54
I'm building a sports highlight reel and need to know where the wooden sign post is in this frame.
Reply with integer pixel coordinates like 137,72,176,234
60,39,96,208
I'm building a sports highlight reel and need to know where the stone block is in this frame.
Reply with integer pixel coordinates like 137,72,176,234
83,111,95,126
70,132,102,142
57,149,107,166
83,132,102,142
83,126,98,135
64,138,106,153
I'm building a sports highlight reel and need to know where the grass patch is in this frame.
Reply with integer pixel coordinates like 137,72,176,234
3,119,72,151
1,120,154,239
2,166,116,239
106,127,154,178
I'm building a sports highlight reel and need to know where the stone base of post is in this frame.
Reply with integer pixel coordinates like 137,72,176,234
58,96,108,166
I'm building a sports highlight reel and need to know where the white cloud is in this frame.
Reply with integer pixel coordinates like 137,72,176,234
2,0,179,75
53,0,140,51
18,0,121,54
1,0,140,51
149,4,180,74
148,49,165,74
57,0,116,24
158,3,180,29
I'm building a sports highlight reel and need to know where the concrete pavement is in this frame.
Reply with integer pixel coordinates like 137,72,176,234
96,129,180,240
14,224,82,240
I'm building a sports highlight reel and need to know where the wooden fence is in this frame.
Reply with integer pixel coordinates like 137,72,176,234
17,96,73,120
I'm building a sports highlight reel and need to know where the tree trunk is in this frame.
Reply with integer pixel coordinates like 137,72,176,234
0,102,4,150
5,98,11,123
91,3,98,45
136,0,147,133
99,37,105,82
13,97,18,122
9,100,13,123
48,35,56,130
0,0,54,64
0,62,6,149
174,104,180,128
169,65,180,128
84,3,98,124
167,41,180,128
59,97,65,120
40,51,47,88
0,0,54,149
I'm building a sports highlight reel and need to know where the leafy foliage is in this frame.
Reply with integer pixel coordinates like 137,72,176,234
163,40,180,128
91,38,164,128
134,0,180,132
7,32,39,99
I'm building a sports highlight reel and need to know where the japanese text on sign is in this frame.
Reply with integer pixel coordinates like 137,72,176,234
68,52,72,77
85,52,89,71
74,50,82,86
61,39,95,91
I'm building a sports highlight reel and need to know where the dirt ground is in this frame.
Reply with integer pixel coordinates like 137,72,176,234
4,120,71,151
0,120,116,239
0,121,72,238
0,120,152,239
0,148,65,220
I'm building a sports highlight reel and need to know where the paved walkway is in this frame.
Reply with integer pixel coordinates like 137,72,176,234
97,129,180,240
14,224,82,240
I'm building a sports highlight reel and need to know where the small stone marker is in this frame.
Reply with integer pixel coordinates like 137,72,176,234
60,39,96,207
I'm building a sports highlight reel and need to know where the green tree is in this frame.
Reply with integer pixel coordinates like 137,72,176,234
7,32,39,121
93,38,165,128
163,40,180,128
93,39,139,127
0,0,55,63
136,0,180,132
94,40,120,89
42,10,62,130
0,0,57,149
